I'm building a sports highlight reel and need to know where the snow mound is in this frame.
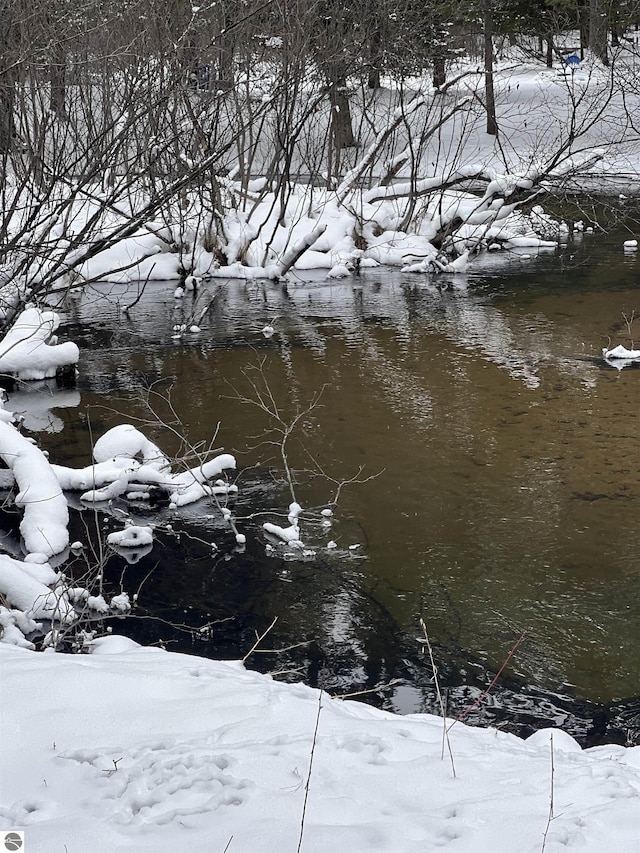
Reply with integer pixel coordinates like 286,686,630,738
0,554,74,622
107,525,154,549
0,307,79,380
603,345,640,360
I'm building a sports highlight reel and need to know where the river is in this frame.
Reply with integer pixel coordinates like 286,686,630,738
16,220,640,743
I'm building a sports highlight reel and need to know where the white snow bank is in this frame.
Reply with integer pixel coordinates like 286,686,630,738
1,641,638,853
24,172,565,287
0,307,79,380
0,606,40,648
90,634,140,654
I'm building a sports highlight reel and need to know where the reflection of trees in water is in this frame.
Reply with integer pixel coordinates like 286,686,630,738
57,269,604,395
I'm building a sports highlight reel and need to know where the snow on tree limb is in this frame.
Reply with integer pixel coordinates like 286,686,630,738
50,424,237,506
336,90,475,205
362,165,486,204
336,95,426,202
266,223,328,279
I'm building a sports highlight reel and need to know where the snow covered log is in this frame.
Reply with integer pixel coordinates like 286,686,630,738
602,344,640,370
362,165,485,204
51,458,143,492
92,424,171,470
163,452,238,506
263,520,303,548
0,307,79,381
51,424,237,507
0,415,69,557
107,525,154,548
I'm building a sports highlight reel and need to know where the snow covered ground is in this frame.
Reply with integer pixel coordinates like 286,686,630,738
2,637,640,853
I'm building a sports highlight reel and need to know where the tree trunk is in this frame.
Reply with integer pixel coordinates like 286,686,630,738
546,36,554,68
50,57,66,115
483,0,498,136
0,9,15,156
433,55,446,89
216,27,234,92
367,27,382,89
327,65,357,149
589,0,609,65
0,80,14,154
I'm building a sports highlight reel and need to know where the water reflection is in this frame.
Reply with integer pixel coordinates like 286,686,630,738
5,381,80,433
8,231,640,741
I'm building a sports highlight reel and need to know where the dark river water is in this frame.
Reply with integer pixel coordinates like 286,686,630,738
12,222,640,744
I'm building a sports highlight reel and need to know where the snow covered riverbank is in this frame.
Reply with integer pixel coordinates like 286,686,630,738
3,50,637,301
2,637,640,853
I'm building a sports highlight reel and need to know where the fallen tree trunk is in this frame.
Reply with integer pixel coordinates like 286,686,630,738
0,415,69,557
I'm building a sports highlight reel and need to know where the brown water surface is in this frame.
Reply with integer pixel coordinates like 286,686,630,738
31,230,640,714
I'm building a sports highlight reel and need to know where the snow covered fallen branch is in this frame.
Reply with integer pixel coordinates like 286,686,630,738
603,344,640,361
0,393,237,560
266,223,328,279
362,164,486,204
0,416,239,648
0,413,69,558
50,424,237,507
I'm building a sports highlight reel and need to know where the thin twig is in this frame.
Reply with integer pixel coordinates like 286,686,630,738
335,678,404,700
420,617,456,778
296,689,323,853
448,631,527,731
540,732,555,853
123,266,153,314
242,616,278,663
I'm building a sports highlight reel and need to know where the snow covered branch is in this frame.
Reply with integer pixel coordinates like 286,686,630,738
266,223,328,279
362,165,486,204
51,424,237,508
0,415,69,558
